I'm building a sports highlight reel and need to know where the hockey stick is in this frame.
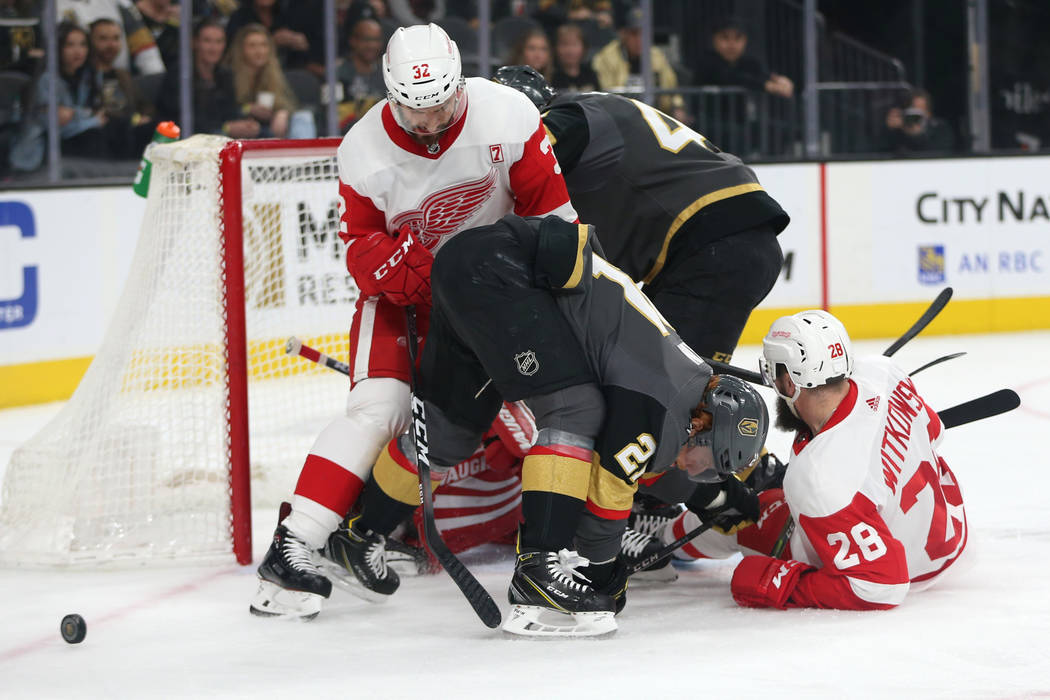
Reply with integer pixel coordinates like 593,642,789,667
627,519,716,575
883,287,953,357
403,306,502,629
938,388,1020,429
703,357,766,386
910,352,966,377
285,336,350,376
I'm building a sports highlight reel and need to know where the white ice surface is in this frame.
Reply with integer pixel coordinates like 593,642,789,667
2,332,1049,699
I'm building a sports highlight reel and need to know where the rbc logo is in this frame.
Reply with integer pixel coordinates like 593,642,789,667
918,245,946,285
0,201,38,329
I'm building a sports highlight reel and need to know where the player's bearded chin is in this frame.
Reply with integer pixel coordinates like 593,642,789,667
775,396,809,434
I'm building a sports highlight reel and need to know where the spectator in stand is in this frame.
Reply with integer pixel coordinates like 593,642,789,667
89,17,154,158
506,26,552,81
387,0,433,24
340,0,387,45
155,18,259,138
57,0,165,75
592,5,685,121
134,0,179,71
0,0,44,75
225,0,323,75
882,89,956,155
551,22,598,94
10,22,109,171
228,23,301,139
693,16,793,99
336,17,385,132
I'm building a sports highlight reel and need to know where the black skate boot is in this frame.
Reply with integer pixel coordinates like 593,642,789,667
619,527,678,583
503,549,617,637
628,494,686,538
250,525,332,620
320,516,400,601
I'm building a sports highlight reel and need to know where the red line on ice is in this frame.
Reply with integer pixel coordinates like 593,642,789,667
0,567,238,663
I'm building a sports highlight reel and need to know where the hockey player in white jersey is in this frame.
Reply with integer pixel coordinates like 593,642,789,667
250,23,577,619
664,310,967,610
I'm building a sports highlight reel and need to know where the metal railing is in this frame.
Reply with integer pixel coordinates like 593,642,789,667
2,0,995,186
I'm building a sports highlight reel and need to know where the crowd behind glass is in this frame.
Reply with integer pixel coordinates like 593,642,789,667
0,0,993,183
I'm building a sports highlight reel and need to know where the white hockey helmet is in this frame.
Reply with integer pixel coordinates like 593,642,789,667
760,310,853,408
383,23,466,135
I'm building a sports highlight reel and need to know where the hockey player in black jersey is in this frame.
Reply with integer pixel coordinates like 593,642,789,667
388,213,767,636
493,65,788,366
494,66,787,560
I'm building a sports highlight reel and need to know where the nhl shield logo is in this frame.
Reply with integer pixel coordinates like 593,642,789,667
514,350,539,376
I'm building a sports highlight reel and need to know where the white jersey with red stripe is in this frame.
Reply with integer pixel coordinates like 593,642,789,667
780,355,967,608
336,77,577,257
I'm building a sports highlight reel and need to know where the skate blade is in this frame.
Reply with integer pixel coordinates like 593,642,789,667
319,560,393,603
502,605,617,638
249,580,323,620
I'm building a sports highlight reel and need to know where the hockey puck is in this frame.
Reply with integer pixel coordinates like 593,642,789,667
60,614,86,644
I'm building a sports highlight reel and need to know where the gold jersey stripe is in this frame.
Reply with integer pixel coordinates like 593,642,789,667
372,444,439,506
643,183,765,284
521,453,591,500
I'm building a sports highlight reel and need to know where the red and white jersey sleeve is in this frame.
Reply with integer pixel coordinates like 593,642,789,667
336,77,576,261
774,356,967,609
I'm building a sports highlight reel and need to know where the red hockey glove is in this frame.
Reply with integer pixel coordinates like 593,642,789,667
346,225,433,306
731,555,814,609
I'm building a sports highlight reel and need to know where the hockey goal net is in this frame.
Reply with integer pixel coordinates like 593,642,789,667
0,135,353,566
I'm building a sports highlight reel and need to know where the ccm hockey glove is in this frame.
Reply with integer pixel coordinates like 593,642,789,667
685,476,760,535
731,555,814,609
347,225,433,306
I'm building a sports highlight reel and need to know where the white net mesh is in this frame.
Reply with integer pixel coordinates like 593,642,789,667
0,135,355,566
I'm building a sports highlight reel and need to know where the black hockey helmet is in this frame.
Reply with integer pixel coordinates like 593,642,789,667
493,64,556,109
681,375,769,483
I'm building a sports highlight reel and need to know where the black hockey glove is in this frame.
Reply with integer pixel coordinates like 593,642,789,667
685,476,760,535
743,451,788,492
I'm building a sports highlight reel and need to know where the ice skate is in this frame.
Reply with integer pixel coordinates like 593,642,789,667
320,516,400,602
250,525,332,620
620,527,678,583
502,549,617,638
628,495,686,538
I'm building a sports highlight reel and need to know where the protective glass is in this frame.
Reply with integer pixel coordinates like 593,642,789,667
759,356,791,400
390,86,466,136
678,430,720,483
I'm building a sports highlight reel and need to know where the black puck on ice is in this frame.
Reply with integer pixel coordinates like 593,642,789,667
60,614,87,644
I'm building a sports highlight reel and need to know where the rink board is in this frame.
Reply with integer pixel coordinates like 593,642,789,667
2,154,1049,406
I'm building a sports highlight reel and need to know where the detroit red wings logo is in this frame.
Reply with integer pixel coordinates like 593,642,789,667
389,169,499,248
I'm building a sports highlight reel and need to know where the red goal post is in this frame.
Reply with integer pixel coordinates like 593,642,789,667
0,136,352,567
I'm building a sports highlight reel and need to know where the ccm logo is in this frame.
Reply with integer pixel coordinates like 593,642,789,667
371,236,413,281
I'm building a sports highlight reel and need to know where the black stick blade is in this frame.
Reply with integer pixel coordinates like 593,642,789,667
419,465,502,628
939,389,1021,430
884,287,953,357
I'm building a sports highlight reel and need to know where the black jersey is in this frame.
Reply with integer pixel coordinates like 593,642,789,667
522,215,713,482
542,92,789,283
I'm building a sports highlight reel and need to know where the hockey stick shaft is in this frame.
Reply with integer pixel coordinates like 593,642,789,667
628,519,716,575
404,307,502,629
285,336,350,376
910,352,966,377
703,357,766,386
883,287,953,357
